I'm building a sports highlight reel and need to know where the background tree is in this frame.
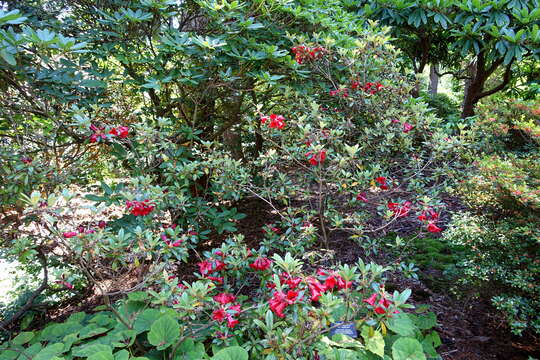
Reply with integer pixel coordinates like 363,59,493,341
358,0,540,117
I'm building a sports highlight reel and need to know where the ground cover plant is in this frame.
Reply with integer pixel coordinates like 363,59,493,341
0,0,539,359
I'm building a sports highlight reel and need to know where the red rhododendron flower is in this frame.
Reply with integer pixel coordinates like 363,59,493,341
250,257,272,271
356,192,368,202
292,45,326,64
207,276,224,284
306,277,326,301
63,231,78,238
198,259,226,276
212,308,227,322
126,200,154,216
269,290,300,318
403,122,413,133
363,82,383,94
305,150,327,166
427,222,442,233
418,212,428,221
97,220,107,229
363,293,378,306
89,124,107,143
375,176,389,190
268,114,285,129
388,201,411,217
279,273,302,289
226,315,239,328
214,293,236,305
110,126,129,138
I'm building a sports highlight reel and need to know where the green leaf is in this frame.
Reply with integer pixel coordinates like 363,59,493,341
34,343,65,360
88,351,114,360
415,312,437,330
114,350,130,360
361,328,384,358
392,338,426,360
11,331,34,345
0,49,16,66
134,309,161,334
386,314,416,337
72,344,112,357
147,315,179,350
211,346,249,360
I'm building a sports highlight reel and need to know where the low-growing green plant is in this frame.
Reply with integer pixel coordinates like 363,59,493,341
0,248,441,359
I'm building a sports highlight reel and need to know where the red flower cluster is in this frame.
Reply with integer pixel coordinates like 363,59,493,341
418,209,442,233
359,82,384,94
198,258,226,276
269,290,300,318
63,231,78,238
329,88,349,98
212,295,241,329
109,126,129,138
161,233,183,247
261,114,285,130
214,292,236,305
317,269,352,290
89,124,129,143
388,201,412,217
375,176,389,190
89,124,107,143
356,192,368,202
363,292,397,315
403,122,414,133
126,200,154,216
305,150,327,166
291,45,326,64
249,257,272,271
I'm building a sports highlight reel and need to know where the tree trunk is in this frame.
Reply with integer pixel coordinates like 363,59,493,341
428,63,439,95
223,127,244,160
461,61,480,118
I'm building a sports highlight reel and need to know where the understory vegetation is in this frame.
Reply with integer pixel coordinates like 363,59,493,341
0,0,538,359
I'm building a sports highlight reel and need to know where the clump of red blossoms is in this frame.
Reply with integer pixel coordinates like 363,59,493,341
109,126,129,138
126,200,154,216
198,258,226,276
375,176,389,190
306,276,327,301
63,231,78,238
89,124,107,143
418,209,442,233
362,82,384,94
363,292,398,315
90,124,130,142
329,88,349,98
261,114,285,130
213,293,236,305
305,150,327,166
291,45,326,64
212,303,241,328
249,257,272,271
388,201,412,217
356,192,368,202
317,269,352,290
403,122,414,133
269,290,301,318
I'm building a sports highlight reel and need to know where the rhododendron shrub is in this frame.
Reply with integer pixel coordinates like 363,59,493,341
444,98,540,335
